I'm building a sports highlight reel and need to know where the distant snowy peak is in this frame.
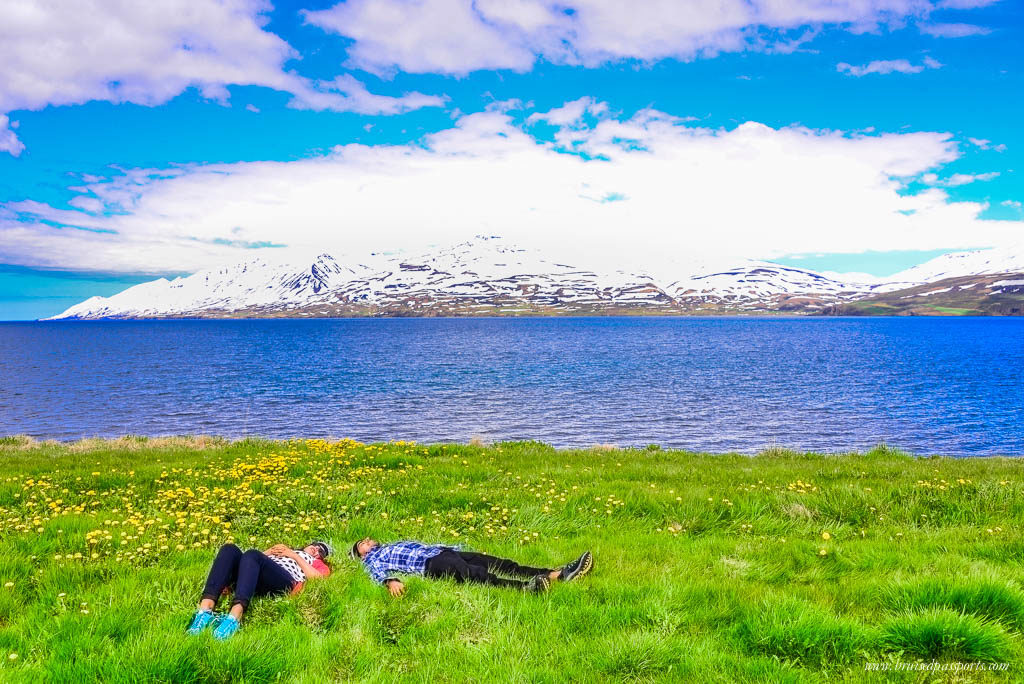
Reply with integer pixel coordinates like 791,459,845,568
667,262,868,297
892,245,1024,283
49,236,609,319
46,237,1024,319
398,236,580,279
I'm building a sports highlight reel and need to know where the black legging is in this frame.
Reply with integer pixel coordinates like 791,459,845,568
201,543,294,609
424,549,552,588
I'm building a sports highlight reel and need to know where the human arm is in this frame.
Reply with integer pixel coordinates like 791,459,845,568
279,548,325,579
364,549,400,586
264,545,326,579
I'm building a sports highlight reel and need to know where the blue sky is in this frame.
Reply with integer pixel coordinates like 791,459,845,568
1,0,1022,319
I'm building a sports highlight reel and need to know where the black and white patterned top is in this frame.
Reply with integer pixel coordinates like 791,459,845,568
268,549,316,584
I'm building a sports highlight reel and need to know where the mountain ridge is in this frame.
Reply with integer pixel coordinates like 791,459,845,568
47,237,1024,319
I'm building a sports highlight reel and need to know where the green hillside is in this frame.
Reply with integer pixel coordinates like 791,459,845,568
835,273,1024,316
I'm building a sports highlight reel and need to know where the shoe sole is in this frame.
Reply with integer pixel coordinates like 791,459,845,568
562,551,593,582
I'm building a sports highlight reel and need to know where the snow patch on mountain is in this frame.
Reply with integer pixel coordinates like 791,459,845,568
891,244,1024,283
46,237,1023,319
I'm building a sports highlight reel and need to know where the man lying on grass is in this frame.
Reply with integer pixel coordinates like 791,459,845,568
186,541,332,639
350,538,592,595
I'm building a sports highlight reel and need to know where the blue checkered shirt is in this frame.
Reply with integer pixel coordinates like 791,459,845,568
361,541,448,584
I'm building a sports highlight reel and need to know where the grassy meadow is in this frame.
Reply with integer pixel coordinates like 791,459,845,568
0,436,1022,682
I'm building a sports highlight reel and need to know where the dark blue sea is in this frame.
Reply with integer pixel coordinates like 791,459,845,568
1,317,1021,456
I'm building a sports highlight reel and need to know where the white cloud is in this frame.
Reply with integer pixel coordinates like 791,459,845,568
921,171,999,186
919,22,990,37
0,115,23,156
969,139,1009,155
837,57,942,76
303,0,548,76
0,0,443,155
1002,200,1023,210
526,97,608,126
305,0,981,76
2,101,1018,274
937,0,1000,8
287,74,446,114
67,196,106,213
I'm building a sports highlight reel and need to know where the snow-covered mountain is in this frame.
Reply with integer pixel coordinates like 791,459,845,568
890,243,1024,283
56,253,378,319
47,237,1024,319
52,237,675,318
660,263,881,312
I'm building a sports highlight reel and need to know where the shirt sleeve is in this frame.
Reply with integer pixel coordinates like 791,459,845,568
312,559,330,577
364,554,393,584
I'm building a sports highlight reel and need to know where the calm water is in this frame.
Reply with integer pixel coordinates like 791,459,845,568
1,318,1021,455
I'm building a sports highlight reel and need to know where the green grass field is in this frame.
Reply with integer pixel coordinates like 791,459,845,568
1,436,1022,682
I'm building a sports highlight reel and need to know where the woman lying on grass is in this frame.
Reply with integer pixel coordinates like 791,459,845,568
350,537,592,596
186,541,332,639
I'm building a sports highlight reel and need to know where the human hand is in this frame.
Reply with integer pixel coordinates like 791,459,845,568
266,544,290,557
387,580,405,598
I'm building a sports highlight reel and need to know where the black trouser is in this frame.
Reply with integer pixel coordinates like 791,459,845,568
200,543,294,610
424,549,552,589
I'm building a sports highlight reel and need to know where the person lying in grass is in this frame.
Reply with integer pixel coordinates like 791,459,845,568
186,541,332,639
350,538,592,596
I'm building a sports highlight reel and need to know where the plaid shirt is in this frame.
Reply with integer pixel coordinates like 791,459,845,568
361,541,447,584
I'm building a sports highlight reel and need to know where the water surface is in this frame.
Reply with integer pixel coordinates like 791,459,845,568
1,317,1021,455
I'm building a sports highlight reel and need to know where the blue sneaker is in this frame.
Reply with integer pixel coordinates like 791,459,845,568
186,609,214,635
213,614,240,640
